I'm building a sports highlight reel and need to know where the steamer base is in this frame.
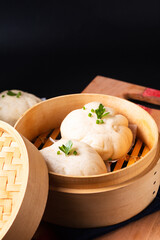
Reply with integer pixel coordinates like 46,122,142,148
43,145,160,228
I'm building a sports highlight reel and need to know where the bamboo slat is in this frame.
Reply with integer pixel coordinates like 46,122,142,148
32,128,149,172
127,139,143,166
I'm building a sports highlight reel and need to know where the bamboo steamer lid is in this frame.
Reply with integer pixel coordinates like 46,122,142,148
0,120,48,240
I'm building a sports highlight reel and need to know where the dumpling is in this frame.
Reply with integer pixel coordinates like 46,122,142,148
60,102,133,160
40,139,107,176
0,90,42,126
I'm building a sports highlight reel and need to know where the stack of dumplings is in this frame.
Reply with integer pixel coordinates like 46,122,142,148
40,101,133,176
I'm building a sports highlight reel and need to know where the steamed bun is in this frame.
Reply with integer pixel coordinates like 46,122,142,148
40,139,107,176
0,90,42,126
60,102,133,160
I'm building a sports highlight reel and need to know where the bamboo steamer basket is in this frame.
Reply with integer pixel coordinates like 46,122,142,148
0,120,48,239
15,93,160,228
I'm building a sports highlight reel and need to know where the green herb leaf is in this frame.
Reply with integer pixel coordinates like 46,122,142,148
59,140,73,155
73,150,77,155
7,90,21,98
16,91,21,98
7,90,17,96
96,119,100,124
101,112,110,118
95,103,110,119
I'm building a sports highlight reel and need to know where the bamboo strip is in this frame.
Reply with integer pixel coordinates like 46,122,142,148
0,130,3,137
0,177,7,190
42,128,60,148
0,170,16,184
3,137,12,147
33,130,51,148
0,142,3,151
0,207,3,220
0,158,4,170
113,155,129,171
0,221,7,229
127,139,143,166
142,145,150,157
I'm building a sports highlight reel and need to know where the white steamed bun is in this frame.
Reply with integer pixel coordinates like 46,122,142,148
60,102,133,160
0,89,42,126
40,139,107,176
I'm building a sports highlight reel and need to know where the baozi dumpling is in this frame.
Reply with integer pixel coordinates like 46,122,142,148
60,102,133,160
40,139,107,176
0,90,42,126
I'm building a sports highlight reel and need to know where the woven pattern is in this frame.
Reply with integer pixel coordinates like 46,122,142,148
0,128,23,231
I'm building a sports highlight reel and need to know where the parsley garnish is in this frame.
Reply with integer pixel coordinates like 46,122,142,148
85,103,110,124
58,140,77,156
7,90,17,96
96,119,104,124
95,103,110,119
73,150,77,155
88,113,92,117
7,90,21,98
16,91,22,98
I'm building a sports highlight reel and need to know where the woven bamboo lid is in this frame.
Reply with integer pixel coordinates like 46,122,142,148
0,120,48,240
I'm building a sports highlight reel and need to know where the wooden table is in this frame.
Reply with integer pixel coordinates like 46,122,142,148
33,76,160,240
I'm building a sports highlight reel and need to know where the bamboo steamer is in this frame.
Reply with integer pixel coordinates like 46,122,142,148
0,121,48,239
15,93,160,228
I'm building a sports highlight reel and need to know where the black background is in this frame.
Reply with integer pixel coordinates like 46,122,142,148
0,0,160,98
